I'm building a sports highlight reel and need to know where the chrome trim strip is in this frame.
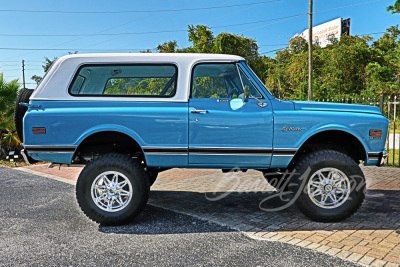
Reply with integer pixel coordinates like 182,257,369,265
24,145,77,149
273,148,298,152
142,146,187,150
189,147,273,156
189,153,272,156
25,145,77,155
273,148,297,157
189,147,273,150
145,152,187,155
26,151,74,154
143,146,297,157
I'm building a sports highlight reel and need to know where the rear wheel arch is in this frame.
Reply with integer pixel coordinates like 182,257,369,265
73,130,145,163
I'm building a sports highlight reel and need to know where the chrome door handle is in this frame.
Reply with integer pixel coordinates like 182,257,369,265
190,109,208,113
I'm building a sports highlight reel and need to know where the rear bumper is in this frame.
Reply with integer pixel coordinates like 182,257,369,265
367,151,388,167
22,145,76,164
20,149,35,164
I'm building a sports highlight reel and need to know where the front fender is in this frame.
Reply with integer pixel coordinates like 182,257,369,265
295,123,368,156
271,109,386,168
271,123,368,169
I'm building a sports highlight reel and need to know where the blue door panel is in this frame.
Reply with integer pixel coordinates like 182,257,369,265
188,98,273,168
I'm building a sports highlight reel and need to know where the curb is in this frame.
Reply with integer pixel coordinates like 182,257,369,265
11,166,400,267
15,166,77,185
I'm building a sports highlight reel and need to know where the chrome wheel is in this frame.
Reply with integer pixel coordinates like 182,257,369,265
307,167,351,209
91,171,133,212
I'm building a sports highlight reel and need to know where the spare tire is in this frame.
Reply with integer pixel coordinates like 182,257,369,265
14,89,34,142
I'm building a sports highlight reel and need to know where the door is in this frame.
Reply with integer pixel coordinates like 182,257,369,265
188,63,273,168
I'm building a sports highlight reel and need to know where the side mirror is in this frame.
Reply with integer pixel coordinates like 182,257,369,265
230,98,244,110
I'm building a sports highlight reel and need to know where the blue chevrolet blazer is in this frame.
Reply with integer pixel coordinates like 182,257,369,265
15,53,389,225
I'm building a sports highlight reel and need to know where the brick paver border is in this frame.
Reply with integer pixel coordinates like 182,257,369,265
15,164,400,267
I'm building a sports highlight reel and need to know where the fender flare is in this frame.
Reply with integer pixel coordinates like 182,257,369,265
73,124,147,159
294,124,368,159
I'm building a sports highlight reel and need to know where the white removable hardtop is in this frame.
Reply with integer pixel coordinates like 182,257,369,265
31,53,244,102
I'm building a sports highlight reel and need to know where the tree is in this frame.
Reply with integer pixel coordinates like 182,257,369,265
373,25,400,52
264,36,318,99
155,22,400,101
156,25,268,79
0,74,19,129
316,35,374,99
156,41,179,53
31,75,43,86
0,73,20,155
262,33,394,100
212,32,258,58
187,25,214,53
387,0,400,13
367,26,400,96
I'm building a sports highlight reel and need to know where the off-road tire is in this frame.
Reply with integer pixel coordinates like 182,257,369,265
289,150,365,222
146,167,158,186
76,153,149,225
14,89,34,142
263,171,290,191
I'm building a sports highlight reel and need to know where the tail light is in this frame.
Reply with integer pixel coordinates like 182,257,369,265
32,127,46,134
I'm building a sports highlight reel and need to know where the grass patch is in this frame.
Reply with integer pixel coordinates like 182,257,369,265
0,160,27,168
388,122,400,131
387,149,400,166
0,160,48,168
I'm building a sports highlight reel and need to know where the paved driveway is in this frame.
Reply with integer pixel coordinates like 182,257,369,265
18,164,400,266
0,167,360,266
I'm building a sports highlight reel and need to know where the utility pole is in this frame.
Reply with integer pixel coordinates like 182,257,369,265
22,60,26,89
277,34,282,99
308,0,313,101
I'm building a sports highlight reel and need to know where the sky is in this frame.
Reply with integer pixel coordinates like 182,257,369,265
0,0,398,88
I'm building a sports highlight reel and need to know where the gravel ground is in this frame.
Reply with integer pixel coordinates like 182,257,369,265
0,167,361,266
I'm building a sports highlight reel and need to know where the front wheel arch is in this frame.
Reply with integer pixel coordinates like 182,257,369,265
291,130,367,166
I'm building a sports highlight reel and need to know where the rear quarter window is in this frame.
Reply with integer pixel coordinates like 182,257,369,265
68,64,177,97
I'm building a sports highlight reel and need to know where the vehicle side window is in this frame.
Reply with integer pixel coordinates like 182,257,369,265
69,65,177,97
70,75,85,94
238,67,262,99
191,64,243,99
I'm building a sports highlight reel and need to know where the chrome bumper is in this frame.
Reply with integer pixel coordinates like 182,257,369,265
367,151,388,166
378,151,388,167
20,149,32,164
